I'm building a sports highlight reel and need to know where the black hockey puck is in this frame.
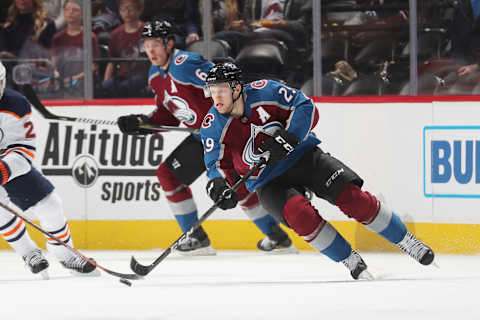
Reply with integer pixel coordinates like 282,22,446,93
119,278,132,287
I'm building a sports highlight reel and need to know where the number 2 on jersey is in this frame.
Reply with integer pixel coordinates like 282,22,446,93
278,86,296,103
24,121,36,139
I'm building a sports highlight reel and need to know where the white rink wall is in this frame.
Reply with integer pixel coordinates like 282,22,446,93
8,99,477,253
30,102,480,224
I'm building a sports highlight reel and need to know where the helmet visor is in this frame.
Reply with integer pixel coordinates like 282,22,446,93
203,82,231,98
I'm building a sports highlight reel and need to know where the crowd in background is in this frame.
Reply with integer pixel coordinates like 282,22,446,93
1,0,479,98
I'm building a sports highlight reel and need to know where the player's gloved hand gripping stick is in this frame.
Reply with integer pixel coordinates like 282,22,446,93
257,129,299,165
206,178,238,210
12,64,198,134
130,157,267,276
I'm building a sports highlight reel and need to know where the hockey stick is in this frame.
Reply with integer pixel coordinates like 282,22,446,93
10,64,198,134
0,202,142,281
20,84,198,133
130,158,267,276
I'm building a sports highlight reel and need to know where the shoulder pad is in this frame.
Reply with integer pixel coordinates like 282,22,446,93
169,51,213,87
0,88,31,118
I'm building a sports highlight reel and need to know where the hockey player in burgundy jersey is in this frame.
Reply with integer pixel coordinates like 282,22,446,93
201,62,435,280
0,62,98,278
116,19,296,254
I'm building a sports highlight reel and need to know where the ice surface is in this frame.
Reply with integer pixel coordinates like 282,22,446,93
0,250,478,320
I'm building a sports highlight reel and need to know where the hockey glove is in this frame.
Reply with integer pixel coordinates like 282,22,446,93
117,114,152,135
257,129,299,165
206,177,238,210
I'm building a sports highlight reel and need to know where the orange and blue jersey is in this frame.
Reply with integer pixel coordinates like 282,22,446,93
0,88,36,180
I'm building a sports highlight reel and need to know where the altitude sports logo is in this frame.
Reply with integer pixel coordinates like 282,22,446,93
40,122,163,203
72,155,98,188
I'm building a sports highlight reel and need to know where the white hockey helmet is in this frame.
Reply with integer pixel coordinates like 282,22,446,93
0,61,5,100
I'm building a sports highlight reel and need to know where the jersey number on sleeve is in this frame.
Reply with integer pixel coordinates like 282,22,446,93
278,86,296,103
203,137,215,153
24,121,36,139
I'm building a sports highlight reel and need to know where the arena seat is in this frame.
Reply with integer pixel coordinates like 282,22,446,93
185,39,232,60
235,39,287,82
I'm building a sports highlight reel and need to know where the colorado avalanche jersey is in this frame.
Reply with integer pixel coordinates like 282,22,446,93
0,88,36,183
201,80,320,192
148,49,214,133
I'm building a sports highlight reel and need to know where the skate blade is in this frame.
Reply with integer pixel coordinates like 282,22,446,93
177,245,217,256
68,268,101,277
357,269,375,281
262,245,299,255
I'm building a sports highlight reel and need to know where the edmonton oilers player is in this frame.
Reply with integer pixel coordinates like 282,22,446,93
116,19,296,254
200,62,435,279
0,62,98,278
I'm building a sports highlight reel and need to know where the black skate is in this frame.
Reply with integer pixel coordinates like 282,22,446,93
396,232,435,265
342,249,374,280
257,224,298,254
177,226,216,256
23,249,49,279
60,255,100,276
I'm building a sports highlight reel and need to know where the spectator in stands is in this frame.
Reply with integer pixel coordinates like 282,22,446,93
0,1,13,24
214,0,311,57
44,0,66,30
198,0,247,55
104,0,119,16
102,0,147,97
245,0,311,51
199,0,246,34
450,0,480,77
0,0,57,59
92,0,121,45
141,0,201,48
51,0,100,95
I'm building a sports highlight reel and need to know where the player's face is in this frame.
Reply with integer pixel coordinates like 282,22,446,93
210,83,234,114
143,38,170,67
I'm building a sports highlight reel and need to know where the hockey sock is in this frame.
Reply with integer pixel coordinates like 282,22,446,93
163,183,198,232
157,163,199,232
283,195,351,262
174,210,198,232
239,191,275,235
0,207,38,257
335,184,407,244
335,184,380,224
365,203,407,244
29,192,75,261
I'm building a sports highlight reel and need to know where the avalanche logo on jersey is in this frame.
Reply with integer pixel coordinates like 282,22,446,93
174,54,188,65
242,121,283,165
202,113,214,128
163,91,197,125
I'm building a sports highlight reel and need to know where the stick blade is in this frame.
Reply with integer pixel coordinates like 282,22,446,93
130,256,153,276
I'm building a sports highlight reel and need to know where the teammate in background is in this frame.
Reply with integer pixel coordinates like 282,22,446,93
200,62,435,280
0,61,98,278
116,19,296,255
